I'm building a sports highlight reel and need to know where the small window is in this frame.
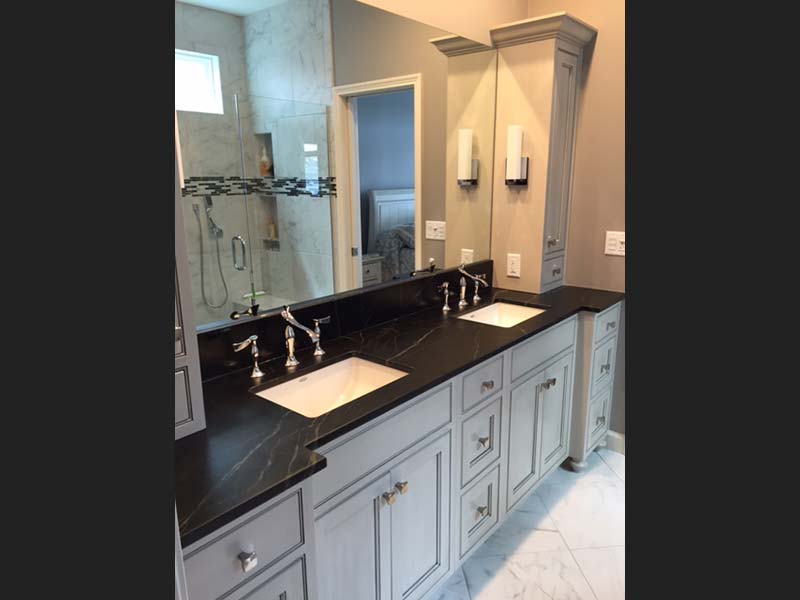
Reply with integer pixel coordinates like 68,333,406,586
175,49,223,114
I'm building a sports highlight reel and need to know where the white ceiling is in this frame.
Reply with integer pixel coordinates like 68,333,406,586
178,0,288,16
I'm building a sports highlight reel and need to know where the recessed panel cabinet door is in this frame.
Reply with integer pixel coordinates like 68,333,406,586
390,434,451,600
543,48,579,257
538,352,574,475
507,371,544,510
315,475,391,600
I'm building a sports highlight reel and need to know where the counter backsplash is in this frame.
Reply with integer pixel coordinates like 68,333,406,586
197,260,494,380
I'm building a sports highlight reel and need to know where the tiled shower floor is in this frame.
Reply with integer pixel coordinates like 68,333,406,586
435,448,625,600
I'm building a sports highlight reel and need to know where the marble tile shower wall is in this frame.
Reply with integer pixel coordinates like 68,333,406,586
176,2,264,327
175,0,337,327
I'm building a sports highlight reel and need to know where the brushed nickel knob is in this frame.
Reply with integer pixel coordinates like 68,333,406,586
606,321,616,330
600,363,610,373
238,551,258,573
478,436,490,448
395,481,409,495
382,491,397,506
480,380,495,393
552,267,562,276
547,238,557,247
476,505,488,517
597,415,606,426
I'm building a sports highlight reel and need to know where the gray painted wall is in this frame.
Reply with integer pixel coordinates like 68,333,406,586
331,0,449,267
356,90,415,250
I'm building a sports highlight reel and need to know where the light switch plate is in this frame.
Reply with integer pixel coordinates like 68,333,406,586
425,220,446,240
507,253,521,278
604,231,625,256
461,248,474,264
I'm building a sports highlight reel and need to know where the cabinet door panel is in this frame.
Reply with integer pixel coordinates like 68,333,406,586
539,352,574,475
315,475,391,600
390,433,451,600
507,372,543,510
543,49,579,257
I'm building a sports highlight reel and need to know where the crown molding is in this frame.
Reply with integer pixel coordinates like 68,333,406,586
490,12,597,48
430,35,493,57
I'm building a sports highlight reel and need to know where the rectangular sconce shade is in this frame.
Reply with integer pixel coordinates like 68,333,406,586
457,129,473,180
506,125,523,180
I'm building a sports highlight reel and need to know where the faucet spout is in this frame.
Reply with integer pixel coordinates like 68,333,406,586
458,263,489,287
280,306,320,343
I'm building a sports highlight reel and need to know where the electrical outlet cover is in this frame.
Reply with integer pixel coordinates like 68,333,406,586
604,231,625,256
425,220,446,240
507,253,521,278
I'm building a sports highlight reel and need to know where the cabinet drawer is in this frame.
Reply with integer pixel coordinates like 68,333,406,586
312,384,452,507
459,464,500,558
588,387,612,448
362,262,380,279
460,396,501,487
541,255,565,287
462,355,503,413
511,316,576,381
362,275,380,286
184,491,305,600
230,557,307,600
593,303,621,345
590,334,617,393
175,368,191,426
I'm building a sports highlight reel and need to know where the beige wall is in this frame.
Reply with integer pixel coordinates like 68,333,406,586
355,0,527,46
331,0,450,266
528,0,625,293
444,50,497,266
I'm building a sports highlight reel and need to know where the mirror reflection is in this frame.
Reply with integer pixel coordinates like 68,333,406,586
175,0,495,330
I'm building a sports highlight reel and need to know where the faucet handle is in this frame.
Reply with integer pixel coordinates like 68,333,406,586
313,316,331,327
233,335,258,352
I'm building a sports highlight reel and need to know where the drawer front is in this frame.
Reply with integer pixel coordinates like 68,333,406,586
593,303,621,345
541,254,565,287
462,355,503,414
230,557,307,600
362,274,380,286
460,396,502,487
312,384,452,507
175,368,191,426
511,317,576,381
590,334,617,393
459,464,500,558
588,387,612,448
362,262,380,279
185,491,304,600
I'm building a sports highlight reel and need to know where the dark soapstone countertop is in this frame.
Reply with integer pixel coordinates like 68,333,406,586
175,285,624,546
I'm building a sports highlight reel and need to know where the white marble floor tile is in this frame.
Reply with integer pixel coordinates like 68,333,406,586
536,479,625,550
572,547,625,600
472,493,567,558
462,549,598,600
546,453,619,487
430,567,471,600
596,449,625,482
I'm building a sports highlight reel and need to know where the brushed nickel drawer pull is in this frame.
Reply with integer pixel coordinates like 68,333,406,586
237,551,258,573
606,321,616,330
478,435,490,448
552,267,562,276
395,481,409,495
476,505,488,517
279,592,287,600
480,380,495,393
600,363,610,374
382,491,397,506
547,237,558,247
596,415,606,426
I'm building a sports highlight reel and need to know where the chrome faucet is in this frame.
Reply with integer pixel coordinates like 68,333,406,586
284,326,299,367
233,334,265,378
280,305,331,361
458,263,489,304
438,281,451,312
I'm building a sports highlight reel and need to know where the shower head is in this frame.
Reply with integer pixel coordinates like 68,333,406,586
204,195,214,212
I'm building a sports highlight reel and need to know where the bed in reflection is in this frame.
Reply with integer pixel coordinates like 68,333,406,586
366,188,415,281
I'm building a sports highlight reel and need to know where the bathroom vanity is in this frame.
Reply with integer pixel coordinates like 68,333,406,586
175,278,623,600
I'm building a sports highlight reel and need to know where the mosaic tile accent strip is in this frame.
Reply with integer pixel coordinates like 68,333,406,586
181,176,336,198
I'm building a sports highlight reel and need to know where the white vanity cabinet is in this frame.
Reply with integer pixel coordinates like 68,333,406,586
313,384,453,600
569,302,622,471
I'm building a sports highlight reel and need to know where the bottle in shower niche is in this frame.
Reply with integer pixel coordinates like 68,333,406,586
259,146,272,177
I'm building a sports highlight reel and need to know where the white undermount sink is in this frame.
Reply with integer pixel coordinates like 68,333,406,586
255,356,408,418
458,301,547,328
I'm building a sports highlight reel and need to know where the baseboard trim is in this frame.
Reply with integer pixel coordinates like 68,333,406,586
605,430,625,455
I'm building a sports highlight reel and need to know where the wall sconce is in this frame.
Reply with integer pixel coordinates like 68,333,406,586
457,128,478,187
505,125,529,186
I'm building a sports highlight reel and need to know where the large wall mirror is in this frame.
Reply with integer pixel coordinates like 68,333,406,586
175,0,497,331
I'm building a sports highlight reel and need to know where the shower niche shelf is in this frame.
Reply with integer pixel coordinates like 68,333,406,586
259,193,280,252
